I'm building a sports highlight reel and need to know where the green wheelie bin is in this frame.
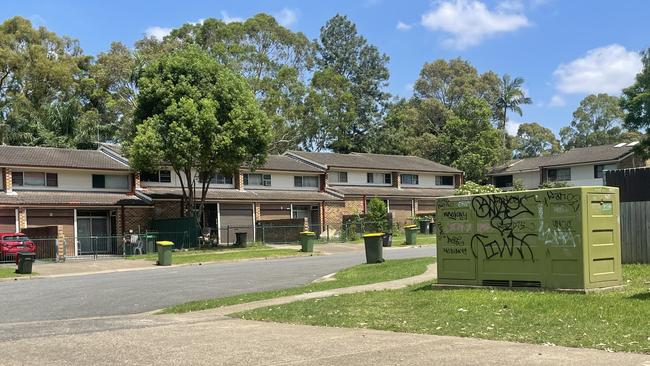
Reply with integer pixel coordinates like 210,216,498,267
300,231,316,252
404,224,418,245
156,241,174,266
363,233,385,264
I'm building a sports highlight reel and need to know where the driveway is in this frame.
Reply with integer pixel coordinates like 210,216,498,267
0,246,435,324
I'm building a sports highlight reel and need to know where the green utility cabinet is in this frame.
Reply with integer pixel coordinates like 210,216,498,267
436,186,622,291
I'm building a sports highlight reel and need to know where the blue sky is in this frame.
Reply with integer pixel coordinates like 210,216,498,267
3,0,649,136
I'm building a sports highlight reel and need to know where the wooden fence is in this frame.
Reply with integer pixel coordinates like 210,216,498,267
605,167,650,264
620,201,650,264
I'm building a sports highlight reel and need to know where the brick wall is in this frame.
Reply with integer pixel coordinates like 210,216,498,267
392,172,400,188
17,208,26,230
322,197,364,235
120,207,153,234
234,170,244,191
154,201,181,220
2,167,12,193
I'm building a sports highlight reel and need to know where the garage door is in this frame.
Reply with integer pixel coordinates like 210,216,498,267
389,199,413,225
219,203,254,244
418,200,437,214
27,209,75,256
259,203,291,220
0,209,16,232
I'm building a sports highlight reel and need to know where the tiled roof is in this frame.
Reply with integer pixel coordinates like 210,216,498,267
0,191,149,206
0,145,129,171
247,155,324,173
489,143,637,175
286,151,461,173
328,186,455,198
142,188,341,202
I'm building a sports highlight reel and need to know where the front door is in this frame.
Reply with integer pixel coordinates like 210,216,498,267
77,214,110,255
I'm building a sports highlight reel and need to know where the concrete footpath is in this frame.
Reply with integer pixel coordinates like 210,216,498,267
1,264,649,365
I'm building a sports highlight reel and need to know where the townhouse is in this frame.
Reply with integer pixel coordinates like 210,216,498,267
487,142,649,190
0,145,151,256
285,151,464,225
1,144,464,252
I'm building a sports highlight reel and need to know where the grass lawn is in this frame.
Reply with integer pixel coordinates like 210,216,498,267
0,267,36,278
159,257,435,314
235,264,650,354
345,233,437,246
127,244,310,265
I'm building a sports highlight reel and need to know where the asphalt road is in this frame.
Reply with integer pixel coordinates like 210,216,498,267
0,246,435,324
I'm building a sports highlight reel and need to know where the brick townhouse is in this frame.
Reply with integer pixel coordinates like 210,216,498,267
1,144,464,251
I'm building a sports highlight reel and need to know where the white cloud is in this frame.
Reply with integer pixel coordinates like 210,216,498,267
420,0,530,49
553,44,642,95
274,8,298,27
396,21,412,31
221,11,243,24
145,26,172,41
548,95,566,107
506,120,522,136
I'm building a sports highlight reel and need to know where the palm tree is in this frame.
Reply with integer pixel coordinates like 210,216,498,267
496,74,532,147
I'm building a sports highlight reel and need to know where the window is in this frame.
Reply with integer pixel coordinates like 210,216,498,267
93,174,129,189
294,176,319,187
594,165,605,179
436,176,454,186
494,175,513,188
366,173,392,184
330,171,347,183
92,174,105,188
547,168,571,182
141,170,172,183
400,174,419,185
11,172,57,187
200,173,233,185
244,173,271,186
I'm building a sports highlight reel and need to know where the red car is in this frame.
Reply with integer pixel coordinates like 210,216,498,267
0,233,36,261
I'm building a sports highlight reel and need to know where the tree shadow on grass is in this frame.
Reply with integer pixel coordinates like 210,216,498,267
627,291,650,300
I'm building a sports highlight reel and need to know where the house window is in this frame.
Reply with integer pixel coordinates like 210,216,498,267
141,170,172,183
294,176,319,188
244,173,271,186
436,176,454,186
400,174,419,185
200,172,233,185
366,173,392,184
594,165,605,179
547,168,571,182
494,175,513,188
330,171,348,183
11,172,58,187
93,174,129,189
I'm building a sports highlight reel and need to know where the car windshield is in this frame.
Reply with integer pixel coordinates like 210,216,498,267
2,236,28,242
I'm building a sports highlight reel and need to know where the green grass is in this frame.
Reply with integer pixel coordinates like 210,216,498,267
235,264,650,354
127,244,310,265
0,267,36,278
345,233,437,246
159,257,435,314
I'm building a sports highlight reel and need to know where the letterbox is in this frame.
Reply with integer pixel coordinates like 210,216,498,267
436,186,622,291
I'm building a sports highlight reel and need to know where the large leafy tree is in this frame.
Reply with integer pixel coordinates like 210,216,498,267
161,14,313,153
128,47,271,220
0,16,99,147
621,47,650,157
495,74,532,146
513,122,560,158
560,93,639,149
309,14,390,153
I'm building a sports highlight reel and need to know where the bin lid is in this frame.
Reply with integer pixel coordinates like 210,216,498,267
363,233,385,237
300,231,316,235
156,241,174,246
404,225,417,228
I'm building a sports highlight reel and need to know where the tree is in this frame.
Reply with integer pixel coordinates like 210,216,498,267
311,14,390,153
621,47,650,157
162,14,313,153
366,197,388,232
0,16,98,147
513,122,560,158
413,58,500,115
560,93,638,149
128,47,271,221
495,74,532,146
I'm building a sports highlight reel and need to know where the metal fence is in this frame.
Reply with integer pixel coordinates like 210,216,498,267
1,237,60,264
